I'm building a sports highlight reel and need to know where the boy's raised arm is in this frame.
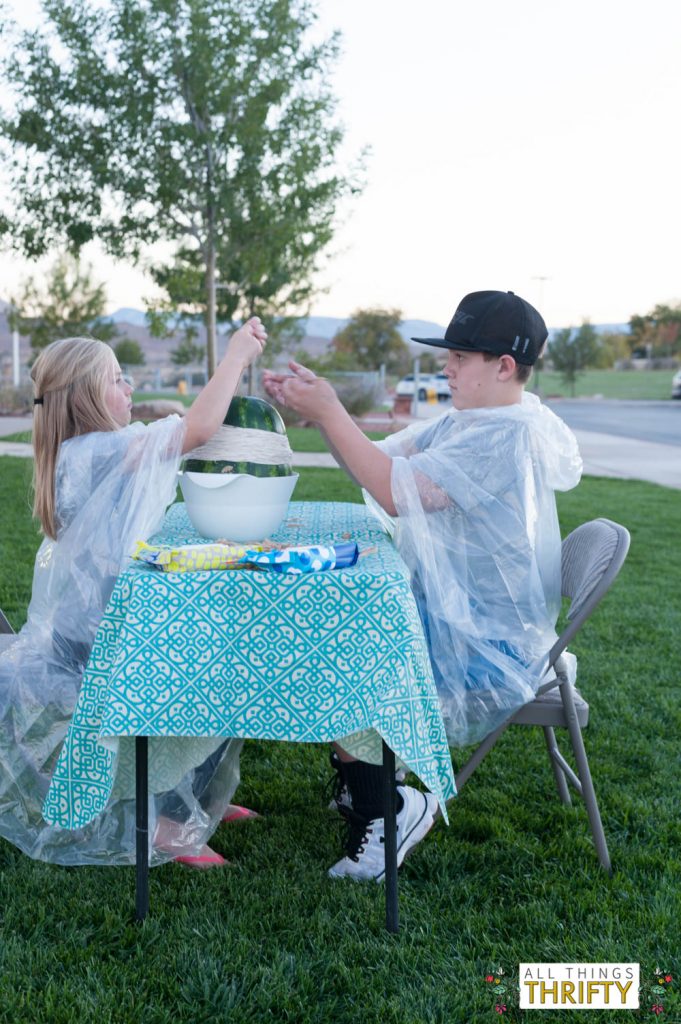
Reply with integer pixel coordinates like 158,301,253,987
262,362,397,516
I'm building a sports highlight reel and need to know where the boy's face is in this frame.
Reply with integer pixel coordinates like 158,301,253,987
442,349,505,409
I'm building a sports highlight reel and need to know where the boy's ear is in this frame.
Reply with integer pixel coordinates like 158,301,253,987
497,354,518,380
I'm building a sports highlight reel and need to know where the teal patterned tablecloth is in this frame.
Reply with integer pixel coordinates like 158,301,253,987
43,501,455,829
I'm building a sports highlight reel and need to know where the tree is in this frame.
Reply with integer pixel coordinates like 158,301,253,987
8,254,118,355
0,0,360,377
170,338,206,369
331,308,411,375
629,303,681,358
548,321,599,395
589,332,630,369
416,351,444,375
114,339,145,368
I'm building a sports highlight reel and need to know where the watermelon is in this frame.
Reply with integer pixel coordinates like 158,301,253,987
184,458,293,478
183,395,294,478
224,395,286,434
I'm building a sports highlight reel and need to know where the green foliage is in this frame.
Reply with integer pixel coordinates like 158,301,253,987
548,321,600,396
8,254,118,355
330,308,410,374
589,331,631,369
330,377,381,417
629,302,681,357
170,338,206,369
0,459,679,1022
415,350,444,374
113,339,145,367
0,387,33,415
0,0,361,375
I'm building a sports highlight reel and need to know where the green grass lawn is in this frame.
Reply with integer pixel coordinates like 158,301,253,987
529,368,675,400
0,459,679,1023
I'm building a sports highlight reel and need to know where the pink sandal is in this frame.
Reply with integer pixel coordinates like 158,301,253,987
174,848,229,870
221,803,261,824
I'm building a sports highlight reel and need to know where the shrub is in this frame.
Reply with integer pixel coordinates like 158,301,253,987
0,385,33,414
331,376,382,417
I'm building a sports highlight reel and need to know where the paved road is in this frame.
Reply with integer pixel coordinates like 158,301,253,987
544,399,681,447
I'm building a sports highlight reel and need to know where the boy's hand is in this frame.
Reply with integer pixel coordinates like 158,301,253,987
226,316,267,369
262,361,340,424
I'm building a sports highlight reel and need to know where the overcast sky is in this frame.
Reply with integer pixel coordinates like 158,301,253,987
2,0,680,328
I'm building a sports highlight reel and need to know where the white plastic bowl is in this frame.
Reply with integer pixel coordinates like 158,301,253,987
178,471,299,541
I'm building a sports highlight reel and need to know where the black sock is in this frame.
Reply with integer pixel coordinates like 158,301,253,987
341,759,402,820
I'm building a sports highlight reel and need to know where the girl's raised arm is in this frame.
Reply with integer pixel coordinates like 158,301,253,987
182,317,267,454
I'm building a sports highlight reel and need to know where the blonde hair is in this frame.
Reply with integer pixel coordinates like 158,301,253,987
31,337,121,539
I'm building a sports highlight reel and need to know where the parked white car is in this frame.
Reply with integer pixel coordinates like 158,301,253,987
672,368,681,399
432,373,451,400
396,373,450,402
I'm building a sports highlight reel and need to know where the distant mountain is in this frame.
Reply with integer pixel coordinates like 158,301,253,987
106,307,149,327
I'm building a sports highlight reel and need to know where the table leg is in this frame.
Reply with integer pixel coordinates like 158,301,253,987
382,740,399,933
135,736,149,922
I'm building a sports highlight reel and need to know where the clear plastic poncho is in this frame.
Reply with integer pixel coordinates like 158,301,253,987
0,415,242,865
373,392,582,747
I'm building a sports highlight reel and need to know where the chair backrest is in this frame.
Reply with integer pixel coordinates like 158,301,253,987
547,518,630,670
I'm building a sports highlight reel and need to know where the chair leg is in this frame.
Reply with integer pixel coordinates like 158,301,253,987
453,719,512,797
543,726,572,805
561,683,612,874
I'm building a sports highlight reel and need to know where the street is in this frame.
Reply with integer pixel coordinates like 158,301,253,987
544,400,681,447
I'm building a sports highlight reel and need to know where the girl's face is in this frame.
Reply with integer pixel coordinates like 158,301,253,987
105,362,134,427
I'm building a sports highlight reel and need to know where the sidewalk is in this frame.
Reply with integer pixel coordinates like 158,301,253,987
1,416,679,489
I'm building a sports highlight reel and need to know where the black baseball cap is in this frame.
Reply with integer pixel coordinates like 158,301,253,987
411,290,547,365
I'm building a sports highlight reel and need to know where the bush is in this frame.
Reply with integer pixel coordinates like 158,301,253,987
253,373,381,424
0,385,33,414
331,376,382,417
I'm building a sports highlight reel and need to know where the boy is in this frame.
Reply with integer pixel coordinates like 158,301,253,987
263,290,582,880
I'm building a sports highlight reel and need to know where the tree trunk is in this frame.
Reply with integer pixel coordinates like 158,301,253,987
205,138,217,379
246,300,256,394
206,238,217,379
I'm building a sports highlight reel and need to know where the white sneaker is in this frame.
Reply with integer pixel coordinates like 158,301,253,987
328,785,438,882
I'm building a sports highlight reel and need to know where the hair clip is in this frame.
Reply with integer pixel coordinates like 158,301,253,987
33,397,44,406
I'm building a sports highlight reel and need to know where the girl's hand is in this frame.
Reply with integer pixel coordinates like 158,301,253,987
262,361,340,424
226,316,267,369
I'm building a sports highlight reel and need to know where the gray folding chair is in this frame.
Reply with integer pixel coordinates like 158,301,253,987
451,518,631,873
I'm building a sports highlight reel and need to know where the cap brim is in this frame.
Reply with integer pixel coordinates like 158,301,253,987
410,337,452,348
411,337,479,351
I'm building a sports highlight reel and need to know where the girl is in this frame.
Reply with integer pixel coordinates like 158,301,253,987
0,318,266,866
